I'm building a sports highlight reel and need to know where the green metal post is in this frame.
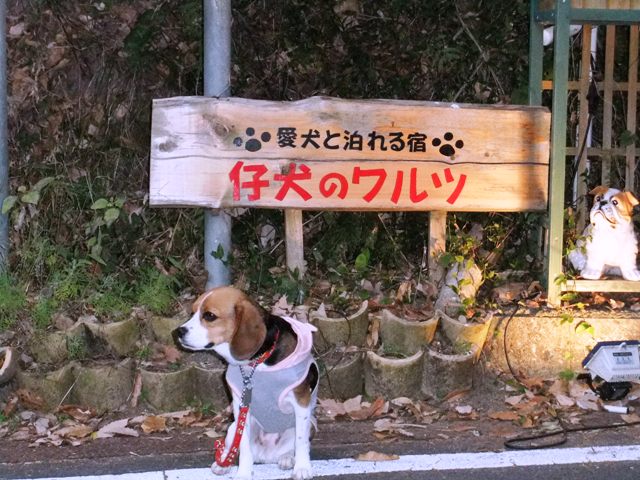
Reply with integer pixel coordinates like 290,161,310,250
546,0,571,306
529,1,543,107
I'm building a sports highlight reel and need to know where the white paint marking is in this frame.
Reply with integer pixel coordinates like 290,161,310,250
16,444,640,480
26,473,165,480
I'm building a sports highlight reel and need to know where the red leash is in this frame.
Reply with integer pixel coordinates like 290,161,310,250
214,331,280,467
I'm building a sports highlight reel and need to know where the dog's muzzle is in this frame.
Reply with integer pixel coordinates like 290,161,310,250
172,326,188,346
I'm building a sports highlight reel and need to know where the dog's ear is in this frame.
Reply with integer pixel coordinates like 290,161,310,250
230,299,267,360
589,185,609,197
622,191,639,208
616,191,640,219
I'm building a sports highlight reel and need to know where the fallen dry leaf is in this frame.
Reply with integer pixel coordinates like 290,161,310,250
317,398,347,419
163,345,182,363
553,394,575,408
455,405,473,416
576,398,600,411
354,451,400,462
348,397,387,420
56,424,94,439
488,410,520,421
608,298,625,309
343,395,363,413
519,377,545,391
16,389,45,410
141,416,167,434
504,394,525,406
3,394,18,416
96,418,139,438
57,405,97,423
621,413,640,424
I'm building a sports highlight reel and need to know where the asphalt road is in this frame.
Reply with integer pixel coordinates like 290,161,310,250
4,444,640,480
3,414,640,480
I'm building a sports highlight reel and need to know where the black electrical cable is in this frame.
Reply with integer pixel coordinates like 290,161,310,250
501,298,640,450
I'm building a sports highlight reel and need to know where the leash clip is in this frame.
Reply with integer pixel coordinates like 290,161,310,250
241,386,252,407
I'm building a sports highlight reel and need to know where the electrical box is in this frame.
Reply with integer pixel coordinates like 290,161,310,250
582,340,640,383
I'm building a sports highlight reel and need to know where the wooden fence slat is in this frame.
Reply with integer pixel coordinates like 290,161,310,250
626,25,638,191
576,24,593,232
602,25,616,186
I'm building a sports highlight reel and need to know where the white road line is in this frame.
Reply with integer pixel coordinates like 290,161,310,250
16,444,640,480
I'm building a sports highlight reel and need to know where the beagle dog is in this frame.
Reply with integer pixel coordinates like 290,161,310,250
174,287,318,480
568,186,640,281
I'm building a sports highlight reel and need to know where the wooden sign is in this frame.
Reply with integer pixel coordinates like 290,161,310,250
150,96,550,212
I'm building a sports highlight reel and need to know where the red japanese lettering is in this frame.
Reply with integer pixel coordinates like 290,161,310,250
352,167,387,203
274,163,312,201
409,168,428,202
446,174,467,204
229,161,269,201
319,172,349,199
431,172,442,188
391,170,403,204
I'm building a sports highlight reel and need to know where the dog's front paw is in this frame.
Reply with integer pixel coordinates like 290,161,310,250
581,267,603,280
622,268,640,281
278,454,295,470
211,462,231,476
292,463,313,480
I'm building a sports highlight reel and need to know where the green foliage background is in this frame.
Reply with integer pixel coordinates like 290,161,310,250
2,0,535,327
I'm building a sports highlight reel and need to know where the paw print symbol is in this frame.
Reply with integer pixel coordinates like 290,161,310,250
432,132,464,157
233,128,271,152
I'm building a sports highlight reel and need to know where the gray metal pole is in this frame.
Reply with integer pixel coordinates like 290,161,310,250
0,0,9,273
203,0,232,288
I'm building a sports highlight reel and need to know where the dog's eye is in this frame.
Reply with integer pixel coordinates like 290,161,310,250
202,311,218,322
595,196,601,201
612,199,619,206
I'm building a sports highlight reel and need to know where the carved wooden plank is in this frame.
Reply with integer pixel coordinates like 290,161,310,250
150,96,550,212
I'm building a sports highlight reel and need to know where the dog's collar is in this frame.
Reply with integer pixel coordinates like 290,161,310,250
249,328,280,367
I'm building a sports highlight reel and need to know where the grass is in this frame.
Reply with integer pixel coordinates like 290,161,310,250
67,336,89,360
33,297,58,330
136,269,177,315
0,275,26,331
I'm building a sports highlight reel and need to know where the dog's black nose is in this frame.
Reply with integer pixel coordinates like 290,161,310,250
173,326,187,341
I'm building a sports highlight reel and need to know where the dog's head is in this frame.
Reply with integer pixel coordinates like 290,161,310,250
589,186,638,228
173,287,267,364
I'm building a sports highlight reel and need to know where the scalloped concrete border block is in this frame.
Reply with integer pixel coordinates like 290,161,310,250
318,352,364,400
438,310,492,361
85,319,140,357
310,301,369,352
190,365,229,409
74,359,134,413
140,367,196,411
422,344,478,400
379,309,439,355
28,332,68,365
16,363,76,409
364,350,424,399
150,316,186,344
0,347,19,385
